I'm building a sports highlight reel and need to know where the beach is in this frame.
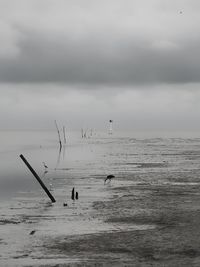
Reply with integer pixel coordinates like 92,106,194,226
1,130,200,266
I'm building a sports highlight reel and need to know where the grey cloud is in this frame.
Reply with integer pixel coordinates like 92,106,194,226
0,0,200,86
0,29,200,86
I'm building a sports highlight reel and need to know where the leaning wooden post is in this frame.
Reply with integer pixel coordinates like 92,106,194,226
20,154,56,203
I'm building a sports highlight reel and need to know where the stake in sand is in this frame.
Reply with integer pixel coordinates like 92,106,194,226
20,154,56,203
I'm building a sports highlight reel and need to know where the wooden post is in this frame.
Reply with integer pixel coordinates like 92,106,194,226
20,154,56,203
71,187,75,200
84,129,87,138
55,120,62,150
63,126,67,144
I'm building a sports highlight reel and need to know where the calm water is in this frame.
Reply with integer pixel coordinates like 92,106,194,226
1,129,200,202
1,129,200,266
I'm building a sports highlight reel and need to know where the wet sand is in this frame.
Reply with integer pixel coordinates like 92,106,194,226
1,131,200,266
40,176,200,266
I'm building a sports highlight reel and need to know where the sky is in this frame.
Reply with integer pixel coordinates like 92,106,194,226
0,0,200,131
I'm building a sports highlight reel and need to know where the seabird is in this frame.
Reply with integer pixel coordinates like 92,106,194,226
43,162,48,169
104,174,115,184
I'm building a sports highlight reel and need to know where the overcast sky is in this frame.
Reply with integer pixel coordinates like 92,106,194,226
0,0,200,131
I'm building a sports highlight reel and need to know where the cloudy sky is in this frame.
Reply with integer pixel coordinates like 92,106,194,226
0,0,200,131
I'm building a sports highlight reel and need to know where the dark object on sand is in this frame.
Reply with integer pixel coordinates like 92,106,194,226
63,203,68,207
20,154,56,203
104,174,115,183
71,187,75,200
75,192,79,200
29,230,36,235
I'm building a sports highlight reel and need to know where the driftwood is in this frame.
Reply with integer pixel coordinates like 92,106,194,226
20,154,56,203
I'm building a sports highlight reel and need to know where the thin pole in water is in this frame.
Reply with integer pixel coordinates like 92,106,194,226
63,126,67,144
109,120,113,134
20,154,56,203
55,120,62,151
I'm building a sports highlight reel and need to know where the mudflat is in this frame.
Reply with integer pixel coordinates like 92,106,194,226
1,131,200,266
44,176,200,267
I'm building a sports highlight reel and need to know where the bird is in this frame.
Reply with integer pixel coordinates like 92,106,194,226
43,162,48,169
49,183,53,191
104,174,115,184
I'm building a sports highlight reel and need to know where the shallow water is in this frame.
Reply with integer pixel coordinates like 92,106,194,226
1,130,200,266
